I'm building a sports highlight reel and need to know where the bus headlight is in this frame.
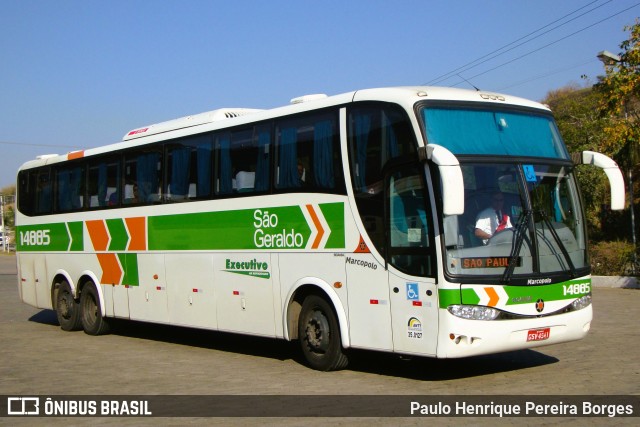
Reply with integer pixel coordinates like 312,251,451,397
448,305,499,321
570,294,592,311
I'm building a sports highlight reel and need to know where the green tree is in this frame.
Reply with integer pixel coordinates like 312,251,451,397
594,19,640,265
594,19,640,157
542,84,610,238
1,184,15,231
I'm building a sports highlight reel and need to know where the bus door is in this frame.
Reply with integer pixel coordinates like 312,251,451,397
388,272,438,356
386,164,439,356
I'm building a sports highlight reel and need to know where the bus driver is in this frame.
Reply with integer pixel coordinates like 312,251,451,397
474,191,513,244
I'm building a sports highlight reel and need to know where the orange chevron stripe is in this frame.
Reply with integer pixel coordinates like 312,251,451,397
86,220,109,251
125,217,146,251
96,253,122,285
306,205,324,249
484,287,499,307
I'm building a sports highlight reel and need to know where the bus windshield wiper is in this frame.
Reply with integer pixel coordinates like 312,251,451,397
538,210,576,278
501,209,531,284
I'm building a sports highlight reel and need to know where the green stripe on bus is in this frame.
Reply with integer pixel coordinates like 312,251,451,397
118,253,139,287
319,202,345,249
67,221,84,251
16,223,74,252
107,219,129,251
439,278,592,309
147,205,346,251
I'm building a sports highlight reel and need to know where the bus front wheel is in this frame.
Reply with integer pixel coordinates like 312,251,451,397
298,295,348,371
80,281,110,336
55,280,82,331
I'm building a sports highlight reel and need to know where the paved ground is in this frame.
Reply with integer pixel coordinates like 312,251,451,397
0,254,638,426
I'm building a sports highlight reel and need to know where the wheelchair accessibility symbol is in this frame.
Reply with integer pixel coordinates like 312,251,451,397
523,165,537,182
406,283,419,300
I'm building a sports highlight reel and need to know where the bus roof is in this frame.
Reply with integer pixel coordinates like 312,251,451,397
18,86,550,171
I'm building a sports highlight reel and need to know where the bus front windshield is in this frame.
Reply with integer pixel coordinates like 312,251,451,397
442,162,587,281
420,104,587,282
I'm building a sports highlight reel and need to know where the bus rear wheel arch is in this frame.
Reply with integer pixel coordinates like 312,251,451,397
298,294,348,371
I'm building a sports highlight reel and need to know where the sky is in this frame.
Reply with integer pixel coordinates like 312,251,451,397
1,0,638,189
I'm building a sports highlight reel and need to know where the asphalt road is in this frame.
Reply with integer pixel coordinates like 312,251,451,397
0,254,638,426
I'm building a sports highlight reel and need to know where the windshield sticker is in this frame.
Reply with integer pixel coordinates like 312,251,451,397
523,165,537,182
461,257,522,269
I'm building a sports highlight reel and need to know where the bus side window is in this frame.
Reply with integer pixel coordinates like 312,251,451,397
55,165,85,212
275,113,339,192
125,150,162,204
35,170,52,215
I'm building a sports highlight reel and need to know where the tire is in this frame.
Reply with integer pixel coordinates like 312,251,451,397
80,281,110,335
55,280,82,331
298,295,348,371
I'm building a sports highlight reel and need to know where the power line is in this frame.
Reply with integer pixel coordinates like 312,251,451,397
496,58,597,92
454,2,640,86
425,0,612,86
0,140,82,149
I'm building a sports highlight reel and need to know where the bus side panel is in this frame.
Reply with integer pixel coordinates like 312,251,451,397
33,255,49,309
102,281,130,318
214,252,276,336
279,253,348,339
127,254,168,323
17,254,38,308
345,253,393,351
166,253,217,329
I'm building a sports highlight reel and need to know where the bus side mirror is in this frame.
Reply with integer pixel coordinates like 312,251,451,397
420,144,465,216
572,151,626,210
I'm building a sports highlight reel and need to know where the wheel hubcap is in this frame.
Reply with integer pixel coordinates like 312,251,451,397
60,293,72,319
305,310,330,353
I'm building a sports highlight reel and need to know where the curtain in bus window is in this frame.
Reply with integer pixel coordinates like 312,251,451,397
553,189,563,222
69,167,82,209
424,109,568,158
36,172,51,214
97,163,108,207
354,114,371,190
196,145,211,197
137,153,160,202
57,170,71,211
425,109,500,155
386,122,399,159
218,136,232,194
255,130,270,192
496,113,559,158
313,120,334,189
170,146,191,197
279,127,299,188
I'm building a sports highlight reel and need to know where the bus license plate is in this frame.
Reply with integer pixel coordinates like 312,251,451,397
527,328,550,342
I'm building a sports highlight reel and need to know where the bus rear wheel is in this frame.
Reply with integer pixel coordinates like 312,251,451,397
80,281,110,335
298,295,348,371
55,280,82,331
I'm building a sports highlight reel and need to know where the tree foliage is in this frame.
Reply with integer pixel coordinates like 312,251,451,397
594,19,640,159
542,84,613,238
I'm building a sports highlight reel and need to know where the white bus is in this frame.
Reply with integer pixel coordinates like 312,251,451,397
16,87,625,371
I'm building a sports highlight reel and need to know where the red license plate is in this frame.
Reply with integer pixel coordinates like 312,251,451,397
527,328,550,342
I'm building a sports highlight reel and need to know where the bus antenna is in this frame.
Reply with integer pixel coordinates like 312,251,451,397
457,74,480,91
